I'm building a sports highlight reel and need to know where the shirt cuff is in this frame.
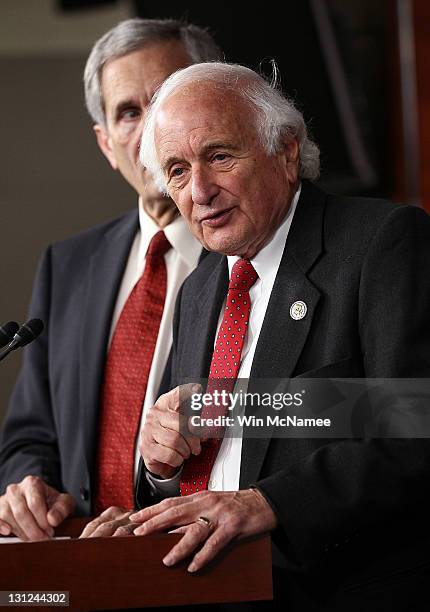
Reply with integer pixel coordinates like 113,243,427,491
145,465,183,498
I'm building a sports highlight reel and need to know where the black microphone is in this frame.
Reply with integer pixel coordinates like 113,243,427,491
0,319,44,363
0,321,19,348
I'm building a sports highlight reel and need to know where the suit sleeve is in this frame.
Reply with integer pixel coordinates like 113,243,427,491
255,204,430,567
0,247,63,492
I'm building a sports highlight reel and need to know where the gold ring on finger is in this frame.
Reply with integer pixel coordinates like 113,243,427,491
196,516,213,531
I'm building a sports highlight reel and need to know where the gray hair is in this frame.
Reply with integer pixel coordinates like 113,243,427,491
140,62,320,191
84,18,222,126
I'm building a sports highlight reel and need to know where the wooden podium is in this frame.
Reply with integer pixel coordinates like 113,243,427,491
0,519,272,610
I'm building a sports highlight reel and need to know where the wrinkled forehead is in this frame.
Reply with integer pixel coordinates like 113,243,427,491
100,41,193,112
155,81,258,140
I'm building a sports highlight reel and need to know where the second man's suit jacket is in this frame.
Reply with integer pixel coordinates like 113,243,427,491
0,210,141,514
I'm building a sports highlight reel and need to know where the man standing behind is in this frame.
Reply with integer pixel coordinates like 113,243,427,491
0,19,221,540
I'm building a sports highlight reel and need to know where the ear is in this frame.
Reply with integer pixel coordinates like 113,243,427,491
94,124,118,171
282,138,300,184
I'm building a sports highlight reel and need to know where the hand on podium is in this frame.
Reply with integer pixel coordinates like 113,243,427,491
130,487,277,573
79,506,139,538
0,475,75,540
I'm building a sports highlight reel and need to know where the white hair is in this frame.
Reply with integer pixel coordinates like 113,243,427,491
140,62,320,192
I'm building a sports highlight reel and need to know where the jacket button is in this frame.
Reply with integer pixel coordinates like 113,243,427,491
80,486,89,501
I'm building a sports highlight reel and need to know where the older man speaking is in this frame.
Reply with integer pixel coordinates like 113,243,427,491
130,63,430,609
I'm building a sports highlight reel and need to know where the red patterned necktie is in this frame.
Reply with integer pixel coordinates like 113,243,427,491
180,259,258,495
95,230,171,512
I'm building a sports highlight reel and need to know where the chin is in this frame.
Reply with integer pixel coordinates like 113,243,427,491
201,227,249,256
205,240,244,257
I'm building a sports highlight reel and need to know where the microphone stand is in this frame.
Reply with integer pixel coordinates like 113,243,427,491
0,338,20,363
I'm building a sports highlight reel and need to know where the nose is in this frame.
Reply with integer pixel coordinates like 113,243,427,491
191,166,219,206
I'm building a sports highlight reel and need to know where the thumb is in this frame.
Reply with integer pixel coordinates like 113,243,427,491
46,491,75,527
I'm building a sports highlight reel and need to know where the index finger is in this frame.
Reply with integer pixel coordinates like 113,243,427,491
177,383,205,454
79,506,129,538
130,495,191,524
46,493,75,527
153,385,203,456
156,383,202,414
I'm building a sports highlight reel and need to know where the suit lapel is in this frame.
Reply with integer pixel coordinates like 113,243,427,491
180,255,228,381
240,182,325,487
79,211,139,481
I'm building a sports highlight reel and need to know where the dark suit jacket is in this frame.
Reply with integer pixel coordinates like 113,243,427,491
0,210,140,515
141,181,430,606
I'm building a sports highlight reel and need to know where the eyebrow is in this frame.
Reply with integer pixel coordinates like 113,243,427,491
202,141,242,155
112,99,140,120
162,155,184,174
162,141,241,174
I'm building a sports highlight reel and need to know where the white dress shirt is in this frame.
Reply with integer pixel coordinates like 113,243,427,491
108,199,202,477
148,185,301,496
209,184,301,491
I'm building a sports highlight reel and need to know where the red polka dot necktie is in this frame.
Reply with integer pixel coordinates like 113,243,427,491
180,258,258,496
95,230,171,512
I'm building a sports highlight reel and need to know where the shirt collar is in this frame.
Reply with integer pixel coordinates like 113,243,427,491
227,183,301,285
137,198,202,268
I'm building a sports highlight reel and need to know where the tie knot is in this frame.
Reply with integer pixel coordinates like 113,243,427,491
229,258,258,291
146,230,171,258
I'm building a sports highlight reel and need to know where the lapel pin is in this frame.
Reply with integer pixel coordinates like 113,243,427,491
290,301,307,320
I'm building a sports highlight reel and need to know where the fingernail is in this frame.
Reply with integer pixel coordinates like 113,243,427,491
188,563,197,573
134,526,144,535
163,555,174,566
0,525,10,536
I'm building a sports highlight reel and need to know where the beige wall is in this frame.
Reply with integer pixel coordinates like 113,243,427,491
0,0,135,422
0,0,131,54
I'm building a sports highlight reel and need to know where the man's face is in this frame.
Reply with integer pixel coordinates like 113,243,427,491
154,84,300,258
95,40,191,208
